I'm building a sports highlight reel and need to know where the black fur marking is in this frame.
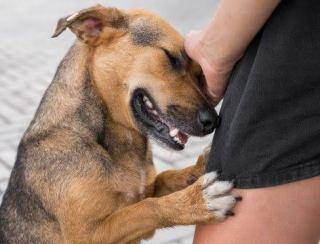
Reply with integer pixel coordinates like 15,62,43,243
129,20,161,46
110,14,129,29
76,72,107,145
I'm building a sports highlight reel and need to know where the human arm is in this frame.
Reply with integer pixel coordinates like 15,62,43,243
185,0,280,103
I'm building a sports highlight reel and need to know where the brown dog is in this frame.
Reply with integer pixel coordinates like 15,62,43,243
0,5,240,244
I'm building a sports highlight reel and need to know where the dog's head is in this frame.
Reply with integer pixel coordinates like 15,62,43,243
53,5,219,150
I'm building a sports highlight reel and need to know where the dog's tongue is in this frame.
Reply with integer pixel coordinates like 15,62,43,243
178,132,189,144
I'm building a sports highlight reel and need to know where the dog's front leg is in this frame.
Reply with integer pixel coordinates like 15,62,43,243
154,146,210,197
92,172,238,244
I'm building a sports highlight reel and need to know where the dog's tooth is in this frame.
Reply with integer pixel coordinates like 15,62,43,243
173,134,183,144
174,136,182,144
169,128,179,137
145,100,153,109
152,110,158,115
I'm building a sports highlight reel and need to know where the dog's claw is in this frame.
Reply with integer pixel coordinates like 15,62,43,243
225,211,235,216
235,196,242,201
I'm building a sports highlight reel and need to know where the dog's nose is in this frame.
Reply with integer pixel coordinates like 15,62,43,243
197,107,218,133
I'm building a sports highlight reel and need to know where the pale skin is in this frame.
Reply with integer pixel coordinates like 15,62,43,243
185,0,280,103
185,0,320,243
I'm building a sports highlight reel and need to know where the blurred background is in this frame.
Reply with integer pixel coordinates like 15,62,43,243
0,1,219,243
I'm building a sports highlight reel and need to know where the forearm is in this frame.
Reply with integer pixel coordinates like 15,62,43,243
198,0,280,68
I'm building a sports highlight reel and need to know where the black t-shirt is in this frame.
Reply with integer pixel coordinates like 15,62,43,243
207,0,320,188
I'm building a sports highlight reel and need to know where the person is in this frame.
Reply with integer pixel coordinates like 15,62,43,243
185,0,320,243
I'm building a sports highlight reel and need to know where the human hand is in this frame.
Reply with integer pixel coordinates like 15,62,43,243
185,30,237,104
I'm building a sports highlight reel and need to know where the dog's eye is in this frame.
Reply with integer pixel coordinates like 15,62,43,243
164,50,182,70
196,72,205,88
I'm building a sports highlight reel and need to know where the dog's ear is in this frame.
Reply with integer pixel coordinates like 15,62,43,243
52,5,128,46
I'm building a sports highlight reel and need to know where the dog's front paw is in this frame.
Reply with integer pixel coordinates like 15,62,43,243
162,171,241,226
186,145,212,185
201,172,240,220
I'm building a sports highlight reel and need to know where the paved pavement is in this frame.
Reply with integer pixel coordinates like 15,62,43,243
0,1,218,243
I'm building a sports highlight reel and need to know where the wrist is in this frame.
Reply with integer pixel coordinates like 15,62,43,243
196,31,240,76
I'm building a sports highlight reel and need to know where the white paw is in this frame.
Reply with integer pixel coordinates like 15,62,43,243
201,171,218,188
208,195,237,220
201,172,238,220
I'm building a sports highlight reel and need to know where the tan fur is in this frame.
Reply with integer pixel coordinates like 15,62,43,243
0,5,237,244
51,7,218,243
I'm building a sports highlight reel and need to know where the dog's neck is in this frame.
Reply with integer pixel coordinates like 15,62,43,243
26,41,150,162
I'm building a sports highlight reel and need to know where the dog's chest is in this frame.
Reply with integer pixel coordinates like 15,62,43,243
125,169,147,202
107,132,155,203
122,162,156,204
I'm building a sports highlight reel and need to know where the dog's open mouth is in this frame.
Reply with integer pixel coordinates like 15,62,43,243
131,89,189,150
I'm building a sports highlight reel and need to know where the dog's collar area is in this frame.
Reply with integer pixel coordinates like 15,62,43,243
131,88,189,150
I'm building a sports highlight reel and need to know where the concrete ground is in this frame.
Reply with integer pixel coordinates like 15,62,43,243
0,1,218,243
